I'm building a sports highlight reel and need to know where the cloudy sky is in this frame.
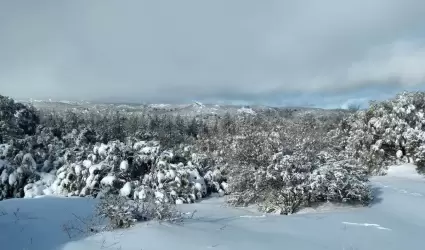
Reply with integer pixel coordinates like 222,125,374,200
1,0,425,108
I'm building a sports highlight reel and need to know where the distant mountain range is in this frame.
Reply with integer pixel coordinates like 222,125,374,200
22,99,350,119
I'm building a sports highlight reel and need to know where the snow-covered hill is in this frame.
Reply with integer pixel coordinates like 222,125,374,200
1,164,423,250
25,99,349,119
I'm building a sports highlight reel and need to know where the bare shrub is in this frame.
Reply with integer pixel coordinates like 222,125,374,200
96,193,182,229
62,212,104,239
260,188,307,215
0,207,6,216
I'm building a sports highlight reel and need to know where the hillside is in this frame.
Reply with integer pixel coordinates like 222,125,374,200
23,99,350,119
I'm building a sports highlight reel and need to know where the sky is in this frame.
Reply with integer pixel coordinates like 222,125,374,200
1,0,425,108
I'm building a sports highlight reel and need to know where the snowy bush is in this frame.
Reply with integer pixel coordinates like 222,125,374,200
0,95,39,143
0,158,40,199
227,153,372,214
0,136,217,207
309,159,372,205
0,125,219,202
223,114,372,214
226,150,313,214
331,91,425,173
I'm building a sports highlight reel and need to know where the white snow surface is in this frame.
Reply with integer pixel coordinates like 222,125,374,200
120,182,132,197
1,164,424,250
385,163,424,180
100,175,116,186
119,160,129,171
237,107,256,115
8,173,17,186
148,104,171,109
24,172,57,198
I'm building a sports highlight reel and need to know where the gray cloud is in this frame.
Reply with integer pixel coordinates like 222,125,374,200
1,0,425,104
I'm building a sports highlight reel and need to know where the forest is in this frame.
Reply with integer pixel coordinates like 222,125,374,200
1,92,424,228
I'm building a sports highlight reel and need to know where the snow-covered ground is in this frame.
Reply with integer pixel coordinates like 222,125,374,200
1,164,424,250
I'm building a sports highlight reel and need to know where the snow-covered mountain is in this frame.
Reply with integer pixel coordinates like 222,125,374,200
25,99,349,119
